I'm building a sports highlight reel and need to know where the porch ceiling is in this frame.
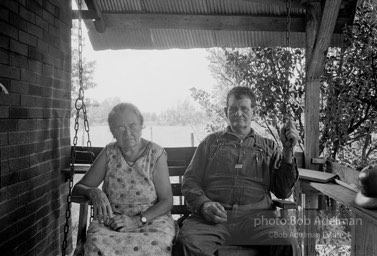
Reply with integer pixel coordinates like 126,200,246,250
77,0,358,50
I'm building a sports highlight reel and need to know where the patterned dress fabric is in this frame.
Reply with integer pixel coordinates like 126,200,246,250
84,141,175,256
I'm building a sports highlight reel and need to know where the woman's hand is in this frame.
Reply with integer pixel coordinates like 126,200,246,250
108,215,142,232
89,188,113,224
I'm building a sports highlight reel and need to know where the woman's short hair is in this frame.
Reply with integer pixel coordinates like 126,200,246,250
226,86,256,108
108,103,144,133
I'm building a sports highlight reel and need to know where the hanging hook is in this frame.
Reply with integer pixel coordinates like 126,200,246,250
0,83,9,94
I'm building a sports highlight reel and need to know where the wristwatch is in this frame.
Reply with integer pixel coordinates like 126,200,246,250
139,214,147,225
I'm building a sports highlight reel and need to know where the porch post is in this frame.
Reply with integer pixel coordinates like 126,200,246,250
303,1,342,256
304,0,342,170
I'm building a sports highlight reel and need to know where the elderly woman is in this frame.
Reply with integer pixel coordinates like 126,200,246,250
72,103,175,256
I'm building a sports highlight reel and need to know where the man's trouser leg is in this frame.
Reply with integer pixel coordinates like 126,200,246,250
227,209,299,256
173,215,229,256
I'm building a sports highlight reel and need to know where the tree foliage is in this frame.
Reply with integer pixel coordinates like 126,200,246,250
321,0,377,169
192,47,305,150
192,0,377,169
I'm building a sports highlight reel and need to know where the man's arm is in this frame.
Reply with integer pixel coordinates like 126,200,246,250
271,120,300,199
270,149,298,199
181,137,212,216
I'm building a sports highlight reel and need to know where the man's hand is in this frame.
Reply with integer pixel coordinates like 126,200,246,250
201,202,227,224
280,120,299,149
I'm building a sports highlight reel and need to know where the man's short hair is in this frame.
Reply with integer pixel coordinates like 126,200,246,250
226,86,256,108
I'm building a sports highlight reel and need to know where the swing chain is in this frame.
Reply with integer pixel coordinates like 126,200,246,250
283,0,292,123
285,0,291,48
62,0,93,254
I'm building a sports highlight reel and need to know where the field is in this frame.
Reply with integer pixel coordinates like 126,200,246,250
72,124,208,147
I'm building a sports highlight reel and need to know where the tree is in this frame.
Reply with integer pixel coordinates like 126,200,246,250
320,0,377,169
71,20,98,117
192,47,305,150
159,99,206,126
192,1,377,169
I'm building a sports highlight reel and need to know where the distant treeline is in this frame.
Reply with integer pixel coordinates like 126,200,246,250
85,97,207,127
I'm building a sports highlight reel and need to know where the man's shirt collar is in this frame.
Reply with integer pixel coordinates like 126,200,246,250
222,126,256,139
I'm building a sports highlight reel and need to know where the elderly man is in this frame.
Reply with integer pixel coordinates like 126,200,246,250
174,86,300,256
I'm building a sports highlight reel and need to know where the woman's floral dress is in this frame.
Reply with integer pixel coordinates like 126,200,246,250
84,141,175,256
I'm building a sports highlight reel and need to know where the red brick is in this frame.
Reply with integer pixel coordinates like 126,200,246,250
0,34,10,49
20,5,36,24
8,12,27,32
19,30,37,47
0,8,9,22
0,132,8,145
45,1,56,16
27,22,43,39
42,9,54,25
42,63,54,77
26,107,44,118
0,197,19,218
42,52,55,66
26,0,42,13
1,171,19,187
9,155,30,171
0,21,18,40
0,106,9,118
17,119,37,131
0,48,9,64
0,218,19,243
10,52,28,68
28,45,43,61
8,130,30,144
0,63,21,80
10,39,29,56
0,145,18,160
18,165,40,182
20,69,37,83
6,180,32,199
35,15,48,31
9,106,29,118
27,84,42,96
0,160,9,173
9,80,28,94
0,119,18,132
0,0,19,13
28,59,43,74
0,93,21,106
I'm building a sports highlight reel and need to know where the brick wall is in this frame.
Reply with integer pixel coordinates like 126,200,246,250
0,1,72,255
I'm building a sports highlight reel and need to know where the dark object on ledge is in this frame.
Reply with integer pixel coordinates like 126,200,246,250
355,165,377,209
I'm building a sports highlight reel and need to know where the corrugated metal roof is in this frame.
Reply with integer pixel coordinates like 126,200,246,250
81,0,357,50
95,0,305,16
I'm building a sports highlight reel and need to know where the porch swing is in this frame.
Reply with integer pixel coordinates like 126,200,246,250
61,1,299,255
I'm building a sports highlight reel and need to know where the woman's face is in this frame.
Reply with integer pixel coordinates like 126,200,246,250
111,109,142,149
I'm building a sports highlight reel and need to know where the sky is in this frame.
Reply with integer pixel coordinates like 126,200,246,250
72,0,217,114
83,47,216,113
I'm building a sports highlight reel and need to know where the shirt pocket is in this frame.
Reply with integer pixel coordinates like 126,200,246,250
240,146,267,183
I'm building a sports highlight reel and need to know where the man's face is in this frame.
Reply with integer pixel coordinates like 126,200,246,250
225,95,254,135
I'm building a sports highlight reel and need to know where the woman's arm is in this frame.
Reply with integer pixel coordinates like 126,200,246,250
141,151,173,222
72,148,113,222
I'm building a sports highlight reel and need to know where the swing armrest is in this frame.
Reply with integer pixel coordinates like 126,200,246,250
72,195,91,204
72,196,91,248
272,199,297,209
